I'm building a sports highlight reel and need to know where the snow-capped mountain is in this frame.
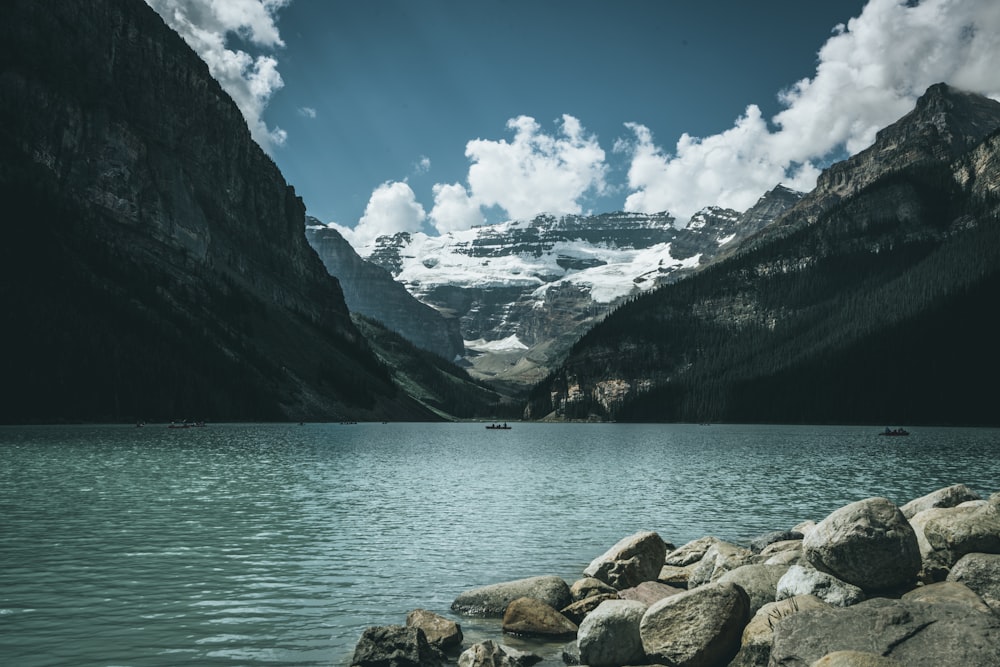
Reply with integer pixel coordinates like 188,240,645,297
359,186,802,390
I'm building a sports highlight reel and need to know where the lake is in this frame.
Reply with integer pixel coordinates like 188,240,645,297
1,422,998,666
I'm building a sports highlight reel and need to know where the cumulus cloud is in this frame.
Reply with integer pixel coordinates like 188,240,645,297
145,0,290,151
421,114,608,235
621,0,1000,224
332,181,427,249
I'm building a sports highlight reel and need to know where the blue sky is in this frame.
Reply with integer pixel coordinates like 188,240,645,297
147,0,1000,248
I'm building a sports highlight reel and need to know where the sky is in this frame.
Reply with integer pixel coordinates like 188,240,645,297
145,0,1000,249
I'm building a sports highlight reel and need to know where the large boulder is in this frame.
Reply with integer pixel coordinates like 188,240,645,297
729,595,828,667
457,640,541,667
769,597,1000,666
658,563,697,588
803,497,920,592
900,484,982,519
687,541,754,587
350,625,444,667
576,599,647,667
750,530,803,554
900,580,992,613
501,597,578,638
405,609,463,650
583,530,667,589
664,536,721,566
617,580,684,605
909,502,1000,579
639,581,749,667
451,576,571,616
718,564,790,615
560,593,618,625
569,577,616,601
947,552,1000,613
776,565,865,607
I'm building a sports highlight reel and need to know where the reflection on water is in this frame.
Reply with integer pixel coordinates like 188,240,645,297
1,422,997,666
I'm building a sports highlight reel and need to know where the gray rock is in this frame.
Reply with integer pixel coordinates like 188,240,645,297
405,609,463,651
584,530,667,590
639,581,749,667
569,577,617,601
351,625,444,667
803,497,920,592
577,599,647,667
900,483,982,519
561,640,581,665
810,650,904,667
665,536,721,566
729,595,828,667
910,502,1000,579
560,593,618,625
947,552,1000,613
501,597,578,638
750,530,803,554
900,580,992,613
769,597,1000,667
776,565,865,607
452,576,571,616
718,564,790,615
458,640,541,667
688,541,754,588
657,563,696,588
617,580,684,605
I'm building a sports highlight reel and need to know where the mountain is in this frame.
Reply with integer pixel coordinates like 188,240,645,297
0,0,438,423
305,219,464,361
526,84,1000,425
362,189,802,392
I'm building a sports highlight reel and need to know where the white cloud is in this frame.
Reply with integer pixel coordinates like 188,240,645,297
622,0,1000,224
429,182,484,233
298,106,317,119
145,0,290,152
332,181,427,249
464,114,608,221
415,156,432,173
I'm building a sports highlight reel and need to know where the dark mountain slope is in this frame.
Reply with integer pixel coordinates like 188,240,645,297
527,86,1000,425
0,0,435,423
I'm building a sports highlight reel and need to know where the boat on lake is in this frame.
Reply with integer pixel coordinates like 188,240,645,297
486,423,511,430
880,427,909,436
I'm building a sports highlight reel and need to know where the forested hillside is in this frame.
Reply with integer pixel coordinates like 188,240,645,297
527,87,1000,425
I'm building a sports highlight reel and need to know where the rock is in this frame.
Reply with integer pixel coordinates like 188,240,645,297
947,552,1000,613
687,541,753,587
501,597,578,638
760,540,806,566
769,597,1000,666
569,577,617,601
900,581,992,613
776,565,866,607
900,483,982,519
639,581,749,667
584,530,667,589
458,640,541,667
452,576,571,616
664,536,721,566
909,502,1000,579
810,650,904,666
750,530,803,554
350,625,444,667
803,497,921,592
560,593,618,625
577,599,647,667
657,563,696,588
718,564,790,615
617,580,684,605
561,640,582,665
405,608,463,650
730,595,828,667
793,520,818,537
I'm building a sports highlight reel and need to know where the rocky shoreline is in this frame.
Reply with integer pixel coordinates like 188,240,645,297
349,484,1000,666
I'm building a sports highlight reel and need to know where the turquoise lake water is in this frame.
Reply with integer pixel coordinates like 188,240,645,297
1,422,998,666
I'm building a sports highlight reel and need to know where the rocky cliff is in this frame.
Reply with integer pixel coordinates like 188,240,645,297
0,0,435,422
305,220,464,361
527,84,1000,424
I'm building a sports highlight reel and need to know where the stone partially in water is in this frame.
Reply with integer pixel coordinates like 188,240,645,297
451,575,571,616
583,530,667,590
